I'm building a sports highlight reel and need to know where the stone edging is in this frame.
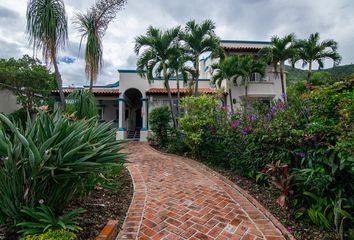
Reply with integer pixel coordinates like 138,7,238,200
148,144,296,240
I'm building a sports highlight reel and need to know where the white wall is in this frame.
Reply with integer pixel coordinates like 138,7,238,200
0,89,21,114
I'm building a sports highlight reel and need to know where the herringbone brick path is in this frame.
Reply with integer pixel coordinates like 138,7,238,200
117,143,290,240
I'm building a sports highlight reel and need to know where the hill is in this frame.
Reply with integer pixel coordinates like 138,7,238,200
285,64,354,85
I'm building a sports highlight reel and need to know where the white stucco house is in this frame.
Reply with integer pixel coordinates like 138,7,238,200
52,40,285,142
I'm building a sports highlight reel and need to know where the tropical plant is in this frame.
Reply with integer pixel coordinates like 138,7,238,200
22,229,76,240
74,0,127,92
26,0,68,109
265,161,293,208
166,46,190,118
235,55,266,106
135,26,180,128
148,106,171,147
66,89,98,119
211,55,242,113
179,95,222,157
260,34,297,100
0,111,124,227
17,206,85,235
293,32,341,80
180,19,224,95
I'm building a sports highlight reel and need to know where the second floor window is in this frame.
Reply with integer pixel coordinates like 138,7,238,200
250,73,262,82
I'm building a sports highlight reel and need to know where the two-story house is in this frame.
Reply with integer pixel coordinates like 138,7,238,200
52,40,285,142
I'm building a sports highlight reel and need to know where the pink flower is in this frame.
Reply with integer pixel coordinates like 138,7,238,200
230,120,240,129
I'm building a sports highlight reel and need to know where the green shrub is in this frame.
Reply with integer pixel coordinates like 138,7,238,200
148,106,171,147
179,95,225,158
0,111,125,228
17,205,85,235
22,229,76,240
67,89,97,119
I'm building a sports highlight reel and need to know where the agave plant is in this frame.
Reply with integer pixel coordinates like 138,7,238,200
0,111,125,226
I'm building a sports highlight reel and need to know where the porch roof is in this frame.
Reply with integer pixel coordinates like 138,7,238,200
52,88,120,96
145,87,216,95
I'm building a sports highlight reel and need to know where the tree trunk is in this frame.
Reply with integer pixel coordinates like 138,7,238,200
193,58,200,96
228,81,234,114
53,59,66,110
89,77,93,92
307,61,312,81
176,71,180,120
163,64,177,129
280,62,286,102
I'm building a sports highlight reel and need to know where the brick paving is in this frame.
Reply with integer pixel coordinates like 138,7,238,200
117,143,290,240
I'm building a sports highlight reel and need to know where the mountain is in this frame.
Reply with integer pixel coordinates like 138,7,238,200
285,64,354,85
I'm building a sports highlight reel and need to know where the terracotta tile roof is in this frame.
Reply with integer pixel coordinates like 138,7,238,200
146,88,216,94
52,88,120,96
221,40,271,51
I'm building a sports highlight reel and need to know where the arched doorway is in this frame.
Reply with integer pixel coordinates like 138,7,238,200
124,88,143,139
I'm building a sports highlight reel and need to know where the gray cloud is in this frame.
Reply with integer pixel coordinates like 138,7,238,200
0,0,353,86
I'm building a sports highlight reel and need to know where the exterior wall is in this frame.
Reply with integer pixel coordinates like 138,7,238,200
96,98,118,128
0,89,21,114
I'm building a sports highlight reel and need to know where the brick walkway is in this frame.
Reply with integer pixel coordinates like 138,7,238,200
117,143,291,240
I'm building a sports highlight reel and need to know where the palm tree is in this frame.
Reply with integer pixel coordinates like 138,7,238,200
135,26,180,128
167,47,190,118
211,55,242,113
260,34,296,101
75,0,127,92
180,19,224,95
26,0,68,109
237,55,266,106
294,32,341,80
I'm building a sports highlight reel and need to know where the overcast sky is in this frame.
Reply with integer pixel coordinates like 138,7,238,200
0,0,353,86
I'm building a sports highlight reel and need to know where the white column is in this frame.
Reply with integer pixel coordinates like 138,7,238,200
140,97,148,142
116,97,127,140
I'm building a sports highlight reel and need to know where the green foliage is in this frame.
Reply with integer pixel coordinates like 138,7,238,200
67,89,98,119
0,111,125,228
158,79,353,236
285,64,354,86
0,55,56,111
22,229,76,240
179,95,225,158
17,206,85,235
148,106,171,147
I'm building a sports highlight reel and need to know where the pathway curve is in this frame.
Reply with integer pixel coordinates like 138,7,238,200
117,143,292,240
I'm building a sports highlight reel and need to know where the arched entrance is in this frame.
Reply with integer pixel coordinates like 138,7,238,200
124,88,143,139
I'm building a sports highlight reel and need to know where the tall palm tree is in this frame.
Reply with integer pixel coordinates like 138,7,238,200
167,47,190,118
135,26,180,128
75,0,127,92
211,55,243,113
180,19,224,95
260,34,296,101
26,0,68,109
294,32,341,80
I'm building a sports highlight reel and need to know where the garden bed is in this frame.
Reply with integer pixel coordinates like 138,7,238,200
210,166,337,240
0,168,133,240
67,167,133,240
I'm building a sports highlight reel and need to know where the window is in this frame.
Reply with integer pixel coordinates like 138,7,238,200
98,108,104,121
250,73,262,82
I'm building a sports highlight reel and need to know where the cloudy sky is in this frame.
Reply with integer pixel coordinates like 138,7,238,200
0,0,353,86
